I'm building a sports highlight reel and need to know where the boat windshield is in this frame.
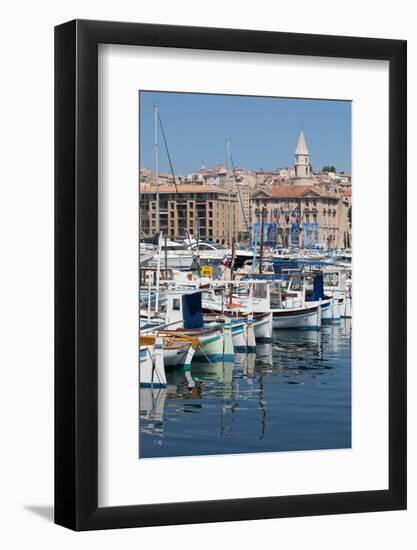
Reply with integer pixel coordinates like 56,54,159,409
290,276,303,291
253,283,267,299
323,272,339,287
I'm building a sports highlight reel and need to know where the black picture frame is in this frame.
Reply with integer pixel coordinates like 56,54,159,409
55,19,407,531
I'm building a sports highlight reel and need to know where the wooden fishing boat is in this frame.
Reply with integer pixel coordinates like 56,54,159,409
141,333,200,370
139,336,166,387
204,310,273,342
271,302,321,330
203,319,254,353
159,326,225,362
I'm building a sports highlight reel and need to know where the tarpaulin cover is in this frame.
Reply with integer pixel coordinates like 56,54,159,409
182,292,204,329
312,273,325,301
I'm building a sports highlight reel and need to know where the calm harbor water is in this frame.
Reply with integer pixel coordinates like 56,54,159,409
139,320,351,458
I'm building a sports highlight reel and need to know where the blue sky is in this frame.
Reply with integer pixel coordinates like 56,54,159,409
139,91,351,175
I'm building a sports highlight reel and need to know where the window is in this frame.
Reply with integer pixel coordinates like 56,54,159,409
291,277,302,291
173,298,180,311
323,272,339,287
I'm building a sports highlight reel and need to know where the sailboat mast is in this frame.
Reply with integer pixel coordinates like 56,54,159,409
227,137,232,247
229,237,235,304
154,102,160,234
155,231,162,314
259,206,266,274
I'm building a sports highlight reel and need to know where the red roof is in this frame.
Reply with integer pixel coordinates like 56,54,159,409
270,185,318,197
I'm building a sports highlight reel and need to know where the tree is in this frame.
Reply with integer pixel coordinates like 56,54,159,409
347,205,352,228
322,165,336,173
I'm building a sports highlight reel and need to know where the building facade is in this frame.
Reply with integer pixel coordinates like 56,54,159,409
140,184,239,243
251,185,350,249
139,128,351,248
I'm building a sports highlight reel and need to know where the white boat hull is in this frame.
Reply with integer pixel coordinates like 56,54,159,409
180,328,225,362
253,312,273,340
341,294,352,318
272,304,321,330
231,322,256,352
163,344,191,367
140,342,167,387
317,299,333,322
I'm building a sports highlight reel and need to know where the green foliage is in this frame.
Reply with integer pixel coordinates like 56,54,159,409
322,165,336,173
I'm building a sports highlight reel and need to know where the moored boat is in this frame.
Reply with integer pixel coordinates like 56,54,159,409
139,336,167,387
271,302,321,330
204,310,273,342
141,332,200,372
172,326,226,362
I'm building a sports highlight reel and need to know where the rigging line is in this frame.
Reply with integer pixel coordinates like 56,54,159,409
157,112,179,194
229,153,250,237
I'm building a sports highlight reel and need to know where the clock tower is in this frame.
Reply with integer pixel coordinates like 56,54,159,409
294,129,311,184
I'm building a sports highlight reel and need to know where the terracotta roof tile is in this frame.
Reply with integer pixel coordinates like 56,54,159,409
270,185,322,197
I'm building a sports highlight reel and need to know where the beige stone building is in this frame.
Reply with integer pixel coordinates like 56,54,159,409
251,185,351,249
140,184,239,243
250,129,352,249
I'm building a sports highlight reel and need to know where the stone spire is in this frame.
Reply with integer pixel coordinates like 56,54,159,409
294,129,311,184
295,129,309,156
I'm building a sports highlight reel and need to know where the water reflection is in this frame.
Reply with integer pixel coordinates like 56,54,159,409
139,320,352,458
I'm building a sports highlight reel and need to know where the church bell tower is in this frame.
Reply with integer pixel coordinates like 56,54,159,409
294,129,311,184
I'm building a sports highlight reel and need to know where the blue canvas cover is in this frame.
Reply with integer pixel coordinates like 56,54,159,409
312,273,325,301
182,292,204,329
